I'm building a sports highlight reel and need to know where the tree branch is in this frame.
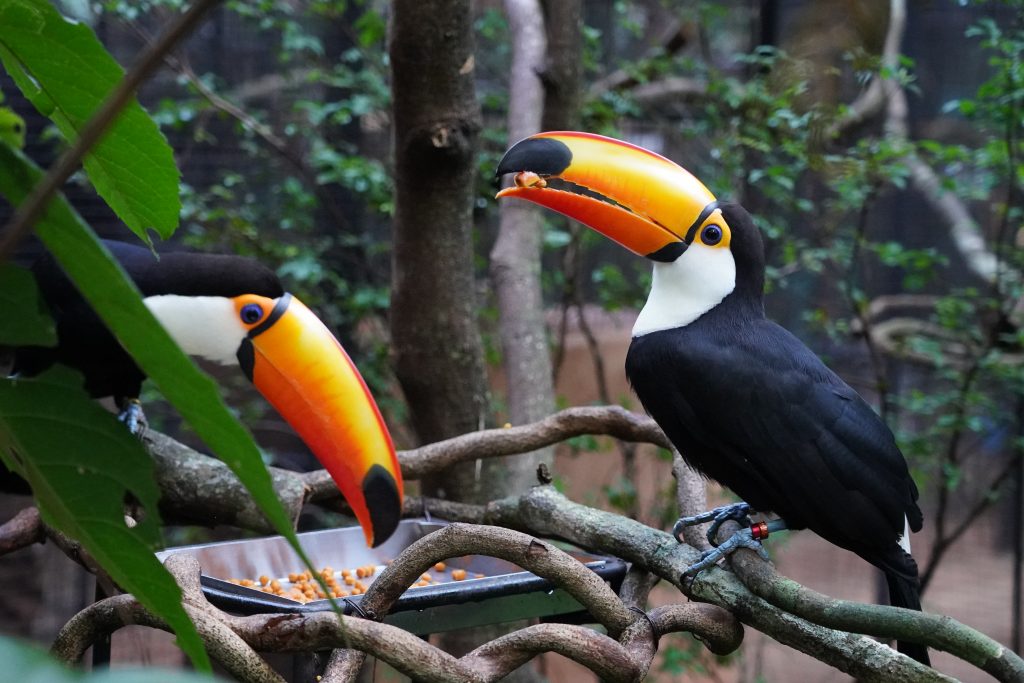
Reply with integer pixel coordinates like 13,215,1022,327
721,521,1024,682
486,486,959,682
0,507,43,554
52,531,740,683
30,419,1012,681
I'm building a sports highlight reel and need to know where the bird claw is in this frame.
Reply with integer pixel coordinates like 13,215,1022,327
117,400,148,437
680,527,771,578
673,502,753,546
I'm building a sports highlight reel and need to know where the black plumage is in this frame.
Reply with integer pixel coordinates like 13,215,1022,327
625,203,927,663
12,240,282,403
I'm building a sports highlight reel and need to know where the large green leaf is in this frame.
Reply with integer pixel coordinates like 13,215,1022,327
0,0,180,242
1,636,224,682
0,366,208,671
0,263,55,346
0,142,331,646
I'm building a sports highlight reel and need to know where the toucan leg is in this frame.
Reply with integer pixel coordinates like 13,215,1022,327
673,502,754,546
680,518,789,579
117,399,148,437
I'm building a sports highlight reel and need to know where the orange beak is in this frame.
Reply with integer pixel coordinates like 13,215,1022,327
496,131,719,261
234,293,402,547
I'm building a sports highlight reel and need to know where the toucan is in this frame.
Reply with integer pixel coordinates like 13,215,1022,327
496,131,929,664
10,240,403,548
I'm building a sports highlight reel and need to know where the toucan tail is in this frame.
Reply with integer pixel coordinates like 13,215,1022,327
880,547,931,666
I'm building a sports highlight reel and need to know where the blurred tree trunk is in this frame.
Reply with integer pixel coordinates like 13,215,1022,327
487,0,555,494
389,5,540,679
389,1,491,492
540,0,583,132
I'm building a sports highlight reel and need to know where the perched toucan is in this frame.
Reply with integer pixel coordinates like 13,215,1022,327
497,131,929,664
11,240,403,548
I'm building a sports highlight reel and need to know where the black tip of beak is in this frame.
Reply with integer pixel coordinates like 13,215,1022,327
363,464,402,547
496,137,573,178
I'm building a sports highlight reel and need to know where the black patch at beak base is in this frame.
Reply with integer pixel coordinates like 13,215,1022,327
236,338,255,381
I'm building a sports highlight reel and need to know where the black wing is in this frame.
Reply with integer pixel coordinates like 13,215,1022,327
627,317,921,556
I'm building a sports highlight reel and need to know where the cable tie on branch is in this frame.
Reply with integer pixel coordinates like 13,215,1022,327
628,606,660,650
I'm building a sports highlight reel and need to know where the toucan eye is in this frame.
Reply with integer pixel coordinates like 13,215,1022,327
240,303,264,324
701,224,723,246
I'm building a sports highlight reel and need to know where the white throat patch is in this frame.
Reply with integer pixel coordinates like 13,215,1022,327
144,295,247,366
632,242,736,337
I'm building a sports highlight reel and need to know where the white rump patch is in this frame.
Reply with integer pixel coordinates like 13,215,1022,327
632,242,737,336
144,295,247,366
899,515,912,554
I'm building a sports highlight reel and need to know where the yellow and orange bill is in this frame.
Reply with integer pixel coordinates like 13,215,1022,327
496,131,725,260
235,293,403,547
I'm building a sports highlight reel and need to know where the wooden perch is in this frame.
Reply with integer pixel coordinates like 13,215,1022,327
8,408,1018,681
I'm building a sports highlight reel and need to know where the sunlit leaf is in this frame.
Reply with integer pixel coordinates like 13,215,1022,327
0,366,208,671
0,0,180,243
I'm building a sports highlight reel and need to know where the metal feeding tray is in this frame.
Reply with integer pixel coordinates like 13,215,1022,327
157,519,627,635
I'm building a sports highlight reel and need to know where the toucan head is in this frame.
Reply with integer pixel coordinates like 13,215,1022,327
496,131,765,333
143,256,402,547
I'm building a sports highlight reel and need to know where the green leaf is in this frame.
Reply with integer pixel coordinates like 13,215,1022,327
0,0,180,243
0,263,55,345
0,106,25,148
0,635,223,682
0,367,208,670
0,142,332,654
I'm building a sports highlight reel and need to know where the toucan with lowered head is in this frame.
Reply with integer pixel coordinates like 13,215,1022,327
11,240,403,548
496,131,928,664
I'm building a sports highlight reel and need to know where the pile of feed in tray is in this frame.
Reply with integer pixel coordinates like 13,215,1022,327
227,562,484,604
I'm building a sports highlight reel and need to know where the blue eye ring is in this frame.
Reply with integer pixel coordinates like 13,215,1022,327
701,224,723,246
240,303,264,324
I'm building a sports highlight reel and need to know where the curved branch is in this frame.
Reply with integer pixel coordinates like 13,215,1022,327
723,527,1024,683
52,594,285,683
647,603,744,657
0,507,43,554
486,486,954,682
52,532,739,683
305,405,669,497
135,406,669,535
393,405,668,481
358,523,635,636
42,426,1006,681
464,623,641,682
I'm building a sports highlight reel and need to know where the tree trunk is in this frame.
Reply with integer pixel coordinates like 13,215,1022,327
487,0,555,496
540,0,583,132
389,1,491,498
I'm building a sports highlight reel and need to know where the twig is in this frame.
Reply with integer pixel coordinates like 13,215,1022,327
359,524,634,635
920,451,1022,589
0,507,43,554
0,0,224,261
307,405,670,493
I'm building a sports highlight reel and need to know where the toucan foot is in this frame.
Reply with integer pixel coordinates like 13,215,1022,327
673,502,754,546
117,399,148,437
681,527,771,578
